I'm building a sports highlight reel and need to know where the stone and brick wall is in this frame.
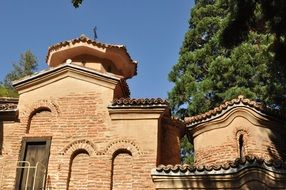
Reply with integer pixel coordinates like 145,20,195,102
159,117,184,165
0,80,182,190
191,107,286,166
0,36,188,189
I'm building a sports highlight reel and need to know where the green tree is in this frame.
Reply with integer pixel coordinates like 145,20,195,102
0,83,18,97
168,0,286,163
72,0,83,8
221,0,286,101
222,0,286,50
1,50,37,97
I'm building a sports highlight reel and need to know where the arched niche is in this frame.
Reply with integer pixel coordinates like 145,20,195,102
22,100,60,134
67,149,90,190
27,107,52,134
111,149,133,190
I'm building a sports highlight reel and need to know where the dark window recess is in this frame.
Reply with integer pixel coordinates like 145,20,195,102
15,137,51,190
239,134,245,159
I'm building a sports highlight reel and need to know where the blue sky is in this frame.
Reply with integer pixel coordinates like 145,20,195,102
0,1,194,98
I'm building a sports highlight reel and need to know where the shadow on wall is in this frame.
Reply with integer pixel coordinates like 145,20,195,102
173,169,281,189
258,117,286,161
161,115,286,189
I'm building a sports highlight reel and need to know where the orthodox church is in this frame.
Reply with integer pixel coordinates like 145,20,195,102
0,36,285,189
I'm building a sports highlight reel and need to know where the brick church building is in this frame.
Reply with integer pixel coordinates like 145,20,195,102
0,36,286,189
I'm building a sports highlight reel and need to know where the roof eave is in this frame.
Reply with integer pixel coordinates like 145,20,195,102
12,63,121,91
46,36,138,79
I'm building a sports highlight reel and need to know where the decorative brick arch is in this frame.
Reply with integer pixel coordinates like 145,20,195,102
110,148,133,189
104,139,142,190
233,126,251,158
98,139,142,157
66,149,90,190
60,139,97,156
233,126,251,142
21,99,60,133
58,139,96,190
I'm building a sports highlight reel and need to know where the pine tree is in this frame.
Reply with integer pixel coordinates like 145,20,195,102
169,0,285,117
169,0,286,163
221,1,286,100
1,50,37,97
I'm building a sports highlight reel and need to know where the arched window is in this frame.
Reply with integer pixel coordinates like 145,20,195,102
238,134,245,159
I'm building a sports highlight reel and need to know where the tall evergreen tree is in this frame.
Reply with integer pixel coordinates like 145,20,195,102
0,50,37,97
169,0,286,163
169,0,285,117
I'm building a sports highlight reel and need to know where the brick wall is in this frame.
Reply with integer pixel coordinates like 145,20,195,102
67,150,89,190
112,150,133,190
159,117,184,165
192,109,286,166
0,89,169,189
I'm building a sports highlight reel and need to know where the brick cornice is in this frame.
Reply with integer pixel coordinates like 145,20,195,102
13,63,121,93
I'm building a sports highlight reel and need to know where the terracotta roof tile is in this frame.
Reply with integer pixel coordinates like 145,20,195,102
46,35,138,75
0,103,17,111
111,98,168,107
0,98,18,111
153,155,286,175
185,95,278,125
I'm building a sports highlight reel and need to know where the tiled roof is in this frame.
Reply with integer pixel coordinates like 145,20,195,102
0,98,18,111
153,155,286,175
111,98,168,107
46,35,138,73
185,95,275,125
13,63,122,87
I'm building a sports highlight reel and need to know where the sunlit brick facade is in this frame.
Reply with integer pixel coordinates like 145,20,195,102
0,36,184,190
0,36,286,190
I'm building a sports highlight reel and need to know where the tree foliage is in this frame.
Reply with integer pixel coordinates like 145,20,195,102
72,0,83,8
0,83,18,97
180,136,194,163
0,50,37,97
222,0,286,47
222,0,286,82
169,0,285,117
168,0,286,163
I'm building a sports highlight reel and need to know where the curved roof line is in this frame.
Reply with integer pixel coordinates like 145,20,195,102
185,95,282,126
152,155,286,175
46,35,138,76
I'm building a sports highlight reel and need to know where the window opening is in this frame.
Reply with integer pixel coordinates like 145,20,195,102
239,134,245,159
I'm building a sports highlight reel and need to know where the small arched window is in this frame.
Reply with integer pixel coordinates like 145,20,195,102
238,134,245,159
